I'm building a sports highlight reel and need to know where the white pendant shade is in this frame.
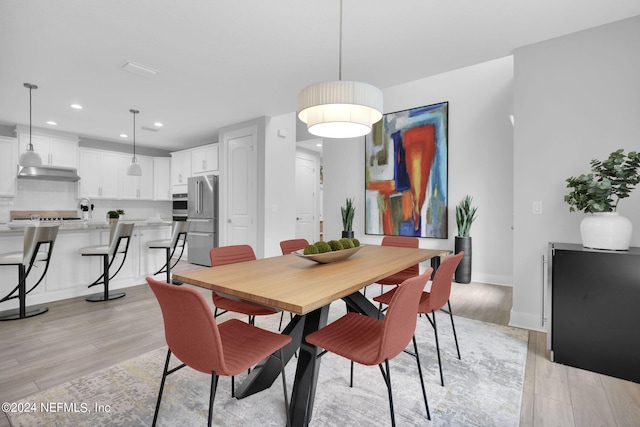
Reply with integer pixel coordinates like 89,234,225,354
18,148,43,167
298,80,383,138
126,159,142,176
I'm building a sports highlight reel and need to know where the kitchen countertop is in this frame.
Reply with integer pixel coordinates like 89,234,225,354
0,219,173,234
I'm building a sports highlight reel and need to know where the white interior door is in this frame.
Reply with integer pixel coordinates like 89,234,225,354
226,131,257,249
295,152,317,243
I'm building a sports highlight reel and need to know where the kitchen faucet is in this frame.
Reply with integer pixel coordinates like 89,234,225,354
79,198,94,219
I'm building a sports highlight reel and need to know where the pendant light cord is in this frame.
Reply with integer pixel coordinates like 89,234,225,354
338,0,343,81
28,85,33,150
130,109,139,162
133,111,136,161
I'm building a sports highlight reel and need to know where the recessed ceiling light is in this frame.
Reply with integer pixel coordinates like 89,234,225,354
154,122,163,127
46,121,57,126
70,104,83,110
316,143,323,147
120,133,128,138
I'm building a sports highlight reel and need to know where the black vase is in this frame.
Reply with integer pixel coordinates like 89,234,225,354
454,236,472,283
342,231,354,238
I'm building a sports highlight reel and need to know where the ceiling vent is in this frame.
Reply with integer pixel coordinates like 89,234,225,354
141,126,160,132
121,61,158,78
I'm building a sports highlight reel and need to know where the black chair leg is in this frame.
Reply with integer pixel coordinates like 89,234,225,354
165,248,171,284
447,300,461,359
208,372,219,427
152,349,172,427
379,359,396,427
429,310,444,386
350,361,354,387
279,349,291,427
412,335,431,420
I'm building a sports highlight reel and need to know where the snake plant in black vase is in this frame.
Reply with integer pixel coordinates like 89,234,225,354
454,195,477,283
341,197,355,238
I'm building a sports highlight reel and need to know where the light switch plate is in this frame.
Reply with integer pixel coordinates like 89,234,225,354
532,201,542,214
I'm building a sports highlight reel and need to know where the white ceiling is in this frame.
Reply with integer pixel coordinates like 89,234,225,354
1,0,639,152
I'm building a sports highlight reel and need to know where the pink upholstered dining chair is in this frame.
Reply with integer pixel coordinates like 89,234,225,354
209,245,278,325
366,235,419,299
278,239,309,330
305,268,433,426
374,251,463,386
147,277,291,427
279,238,309,255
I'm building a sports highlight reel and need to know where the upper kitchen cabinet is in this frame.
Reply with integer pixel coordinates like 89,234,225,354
119,155,154,200
17,130,78,168
191,143,219,176
78,149,120,199
171,150,191,193
0,137,17,197
153,157,171,201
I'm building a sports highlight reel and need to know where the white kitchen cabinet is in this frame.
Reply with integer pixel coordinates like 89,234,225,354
171,150,191,193
153,157,171,201
118,155,154,200
78,149,120,199
0,137,17,197
191,143,219,175
18,132,78,168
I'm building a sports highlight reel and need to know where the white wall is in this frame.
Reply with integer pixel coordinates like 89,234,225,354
323,56,515,283
512,15,640,330
264,113,297,257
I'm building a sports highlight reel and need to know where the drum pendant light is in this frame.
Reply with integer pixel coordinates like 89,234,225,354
297,0,382,138
18,83,43,167
126,109,142,176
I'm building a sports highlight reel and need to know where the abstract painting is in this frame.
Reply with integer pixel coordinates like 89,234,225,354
365,102,448,238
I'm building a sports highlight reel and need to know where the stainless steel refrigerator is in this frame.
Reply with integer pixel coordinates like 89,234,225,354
187,175,219,266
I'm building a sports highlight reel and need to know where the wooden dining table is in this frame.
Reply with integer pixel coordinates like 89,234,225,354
172,244,449,426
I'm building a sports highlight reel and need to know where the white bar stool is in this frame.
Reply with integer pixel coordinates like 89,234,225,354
147,221,190,284
0,225,59,320
78,222,135,302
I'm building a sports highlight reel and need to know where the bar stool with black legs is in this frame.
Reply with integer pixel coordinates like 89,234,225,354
0,225,59,321
78,222,135,302
147,221,190,284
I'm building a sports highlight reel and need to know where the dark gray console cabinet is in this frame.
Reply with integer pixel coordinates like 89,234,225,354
549,243,640,383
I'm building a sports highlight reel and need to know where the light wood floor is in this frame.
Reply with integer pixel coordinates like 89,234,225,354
1,274,639,426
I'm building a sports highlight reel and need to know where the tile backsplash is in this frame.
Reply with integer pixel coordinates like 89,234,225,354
0,179,171,223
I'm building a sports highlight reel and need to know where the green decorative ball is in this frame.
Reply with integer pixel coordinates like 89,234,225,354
327,240,344,251
314,241,332,253
351,238,360,247
339,238,354,249
303,244,319,255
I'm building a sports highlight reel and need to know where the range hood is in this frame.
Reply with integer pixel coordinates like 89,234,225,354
17,165,81,182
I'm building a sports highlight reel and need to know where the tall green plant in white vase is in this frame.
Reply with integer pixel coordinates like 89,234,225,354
454,195,477,283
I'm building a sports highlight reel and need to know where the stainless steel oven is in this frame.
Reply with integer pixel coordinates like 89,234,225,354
172,193,188,221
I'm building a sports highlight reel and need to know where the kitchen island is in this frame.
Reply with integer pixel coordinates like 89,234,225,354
0,220,173,310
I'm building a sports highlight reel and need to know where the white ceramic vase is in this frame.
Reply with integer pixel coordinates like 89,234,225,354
580,212,632,250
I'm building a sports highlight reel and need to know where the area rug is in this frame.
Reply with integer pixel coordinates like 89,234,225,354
7,304,529,426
